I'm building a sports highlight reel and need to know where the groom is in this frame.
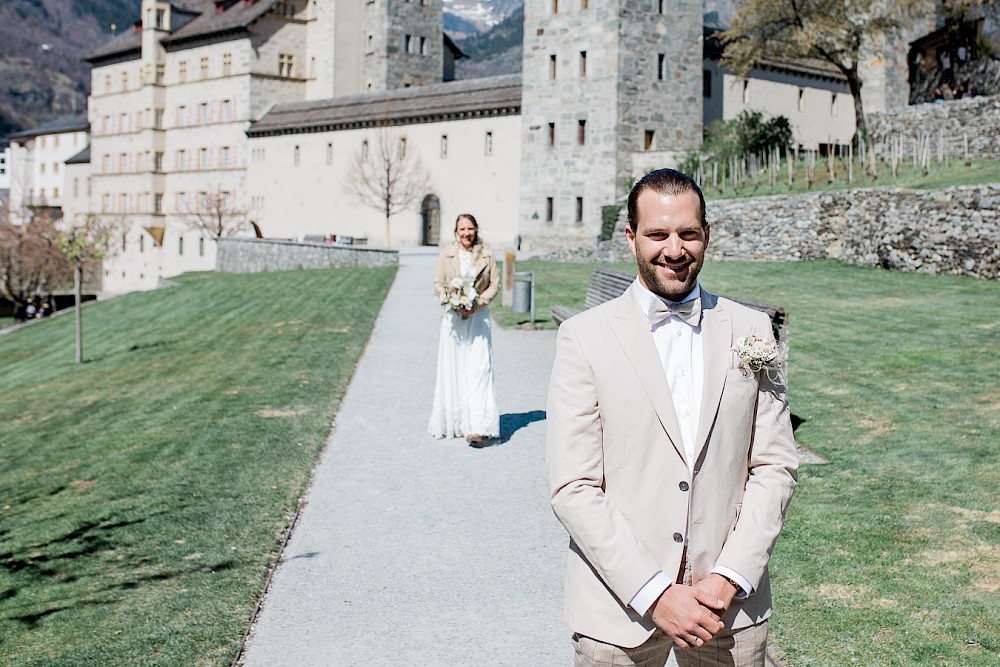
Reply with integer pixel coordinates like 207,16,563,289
546,168,798,666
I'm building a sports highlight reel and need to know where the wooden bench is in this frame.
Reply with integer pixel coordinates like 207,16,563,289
552,268,788,343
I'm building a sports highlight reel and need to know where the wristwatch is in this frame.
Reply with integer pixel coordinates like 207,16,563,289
720,574,740,591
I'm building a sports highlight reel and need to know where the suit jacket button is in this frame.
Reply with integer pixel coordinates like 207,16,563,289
673,532,684,543
679,481,689,491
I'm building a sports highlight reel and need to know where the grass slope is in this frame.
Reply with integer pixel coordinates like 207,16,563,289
0,267,396,666
500,259,1000,665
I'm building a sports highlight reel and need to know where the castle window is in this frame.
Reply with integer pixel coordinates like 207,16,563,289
644,130,655,150
177,149,187,169
362,140,369,159
121,71,129,90
223,146,232,168
550,54,557,79
199,238,205,256
366,34,374,54
294,145,301,166
831,93,838,115
581,0,588,8
326,143,333,165
548,122,555,146
576,197,583,223
201,57,209,79
485,131,494,156
279,53,295,77
552,0,558,13
742,80,750,104
703,70,712,97
797,88,805,112
400,137,407,157
580,51,587,77
420,36,428,55
179,61,188,82
658,54,665,80
404,34,412,53
140,234,144,252
658,0,664,13
154,193,163,214
199,147,209,169
578,119,586,145
223,53,232,76
546,197,554,222
223,99,233,121
199,102,208,124
155,8,165,28
155,64,165,84
441,135,448,158
53,187,59,199
154,151,164,171
179,236,184,255
104,74,112,92
154,108,164,128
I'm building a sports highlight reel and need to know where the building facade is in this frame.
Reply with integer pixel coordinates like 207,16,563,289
7,116,90,223
43,0,913,294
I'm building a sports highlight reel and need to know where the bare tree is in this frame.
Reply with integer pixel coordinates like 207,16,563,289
0,210,72,321
346,128,431,247
52,214,123,363
181,186,251,239
720,0,928,152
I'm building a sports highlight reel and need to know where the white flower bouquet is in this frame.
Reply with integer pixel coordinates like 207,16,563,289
733,333,787,381
438,275,478,313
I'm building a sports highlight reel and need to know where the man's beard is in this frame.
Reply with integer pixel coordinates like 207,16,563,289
636,257,700,302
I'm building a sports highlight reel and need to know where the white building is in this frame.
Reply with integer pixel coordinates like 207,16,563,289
7,116,90,223
50,0,867,293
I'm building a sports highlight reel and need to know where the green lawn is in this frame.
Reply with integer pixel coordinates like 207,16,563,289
502,259,1000,666
0,267,396,666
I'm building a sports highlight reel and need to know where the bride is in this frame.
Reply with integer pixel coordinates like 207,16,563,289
427,213,501,444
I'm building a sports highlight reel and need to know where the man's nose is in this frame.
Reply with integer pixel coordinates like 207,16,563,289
662,235,684,258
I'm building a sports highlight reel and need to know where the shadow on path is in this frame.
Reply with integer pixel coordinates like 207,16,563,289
487,410,546,446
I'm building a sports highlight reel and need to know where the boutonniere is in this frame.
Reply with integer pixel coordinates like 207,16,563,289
733,333,787,381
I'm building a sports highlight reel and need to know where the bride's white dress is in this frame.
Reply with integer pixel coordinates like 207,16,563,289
428,251,500,439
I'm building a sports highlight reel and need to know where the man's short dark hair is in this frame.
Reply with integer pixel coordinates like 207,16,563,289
626,168,707,231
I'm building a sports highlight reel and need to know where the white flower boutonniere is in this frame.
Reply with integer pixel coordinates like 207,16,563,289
733,333,787,382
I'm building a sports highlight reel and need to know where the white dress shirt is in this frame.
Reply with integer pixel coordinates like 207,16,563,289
627,280,752,616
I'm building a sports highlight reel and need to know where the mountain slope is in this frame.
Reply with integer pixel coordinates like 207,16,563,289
0,0,137,140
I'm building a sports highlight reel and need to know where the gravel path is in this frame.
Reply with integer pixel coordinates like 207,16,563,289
239,249,572,666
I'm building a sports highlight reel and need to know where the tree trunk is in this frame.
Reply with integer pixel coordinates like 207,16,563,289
845,68,869,156
74,263,83,364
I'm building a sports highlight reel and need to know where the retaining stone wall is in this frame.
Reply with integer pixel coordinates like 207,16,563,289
541,184,1000,280
216,238,398,273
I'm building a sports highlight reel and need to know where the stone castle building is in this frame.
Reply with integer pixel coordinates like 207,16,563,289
13,0,874,292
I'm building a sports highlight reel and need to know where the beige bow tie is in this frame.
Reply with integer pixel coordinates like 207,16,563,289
647,296,702,328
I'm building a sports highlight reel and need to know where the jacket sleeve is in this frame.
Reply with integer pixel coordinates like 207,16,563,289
714,312,798,591
433,251,449,296
546,318,663,605
476,252,500,307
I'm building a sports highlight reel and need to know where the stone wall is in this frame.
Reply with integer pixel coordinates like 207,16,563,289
216,238,398,273
867,94,1000,160
541,184,1000,280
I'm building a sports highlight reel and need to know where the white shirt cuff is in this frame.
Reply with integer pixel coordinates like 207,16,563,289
712,565,752,599
629,571,672,616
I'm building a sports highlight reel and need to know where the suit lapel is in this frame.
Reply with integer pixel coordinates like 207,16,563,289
611,285,687,464
694,291,733,464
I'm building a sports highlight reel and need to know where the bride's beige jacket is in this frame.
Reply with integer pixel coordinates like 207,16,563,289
434,242,500,309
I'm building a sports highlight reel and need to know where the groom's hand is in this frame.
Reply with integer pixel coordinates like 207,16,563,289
693,574,738,616
650,584,725,649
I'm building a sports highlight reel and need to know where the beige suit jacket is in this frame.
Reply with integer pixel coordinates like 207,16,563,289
546,283,798,649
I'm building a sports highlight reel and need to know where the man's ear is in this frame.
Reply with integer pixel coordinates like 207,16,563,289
703,223,710,248
625,225,637,257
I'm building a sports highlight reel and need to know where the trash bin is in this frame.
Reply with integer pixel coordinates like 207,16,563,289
512,279,532,313
512,271,535,323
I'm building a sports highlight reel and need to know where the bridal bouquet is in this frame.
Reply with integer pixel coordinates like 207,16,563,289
438,275,478,313
733,333,787,381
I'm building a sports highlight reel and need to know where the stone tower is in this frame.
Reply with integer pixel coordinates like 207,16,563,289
363,0,445,92
518,0,703,251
